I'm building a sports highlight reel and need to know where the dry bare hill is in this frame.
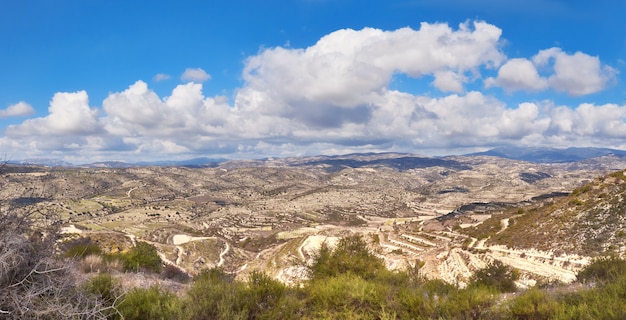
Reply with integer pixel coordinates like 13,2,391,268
479,169,626,256
3,152,626,286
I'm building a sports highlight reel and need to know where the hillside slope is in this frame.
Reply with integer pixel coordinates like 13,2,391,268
482,170,626,256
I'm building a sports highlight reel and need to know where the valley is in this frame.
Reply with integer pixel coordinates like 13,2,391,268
4,152,626,287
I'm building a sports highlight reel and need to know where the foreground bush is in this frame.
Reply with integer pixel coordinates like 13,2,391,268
504,287,565,319
183,268,249,319
118,286,183,320
470,260,519,293
242,271,303,319
85,273,121,308
119,241,162,273
576,254,626,284
63,237,102,259
308,234,386,280
0,203,111,318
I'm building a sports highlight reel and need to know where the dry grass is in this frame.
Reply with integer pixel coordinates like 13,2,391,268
80,254,123,273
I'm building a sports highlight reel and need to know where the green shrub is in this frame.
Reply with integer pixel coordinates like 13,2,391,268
470,260,519,293
118,286,182,320
120,241,162,273
305,273,387,318
63,237,102,259
396,285,437,318
84,273,122,318
577,255,626,284
439,285,498,319
183,268,248,320
244,271,302,319
506,287,564,319
162,264,190,282
308,234,385,281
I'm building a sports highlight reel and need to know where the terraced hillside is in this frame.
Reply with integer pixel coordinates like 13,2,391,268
3,153,626,286
480,170,626,256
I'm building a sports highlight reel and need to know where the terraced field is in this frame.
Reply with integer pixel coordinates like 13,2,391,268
5,153,626,285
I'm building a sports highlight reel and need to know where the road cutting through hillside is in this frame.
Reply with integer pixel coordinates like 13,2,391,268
218,241,230,267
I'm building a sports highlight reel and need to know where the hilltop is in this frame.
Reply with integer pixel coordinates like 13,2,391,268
3,152,626,288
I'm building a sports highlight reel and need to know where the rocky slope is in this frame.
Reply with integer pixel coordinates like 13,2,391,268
3,153,626,286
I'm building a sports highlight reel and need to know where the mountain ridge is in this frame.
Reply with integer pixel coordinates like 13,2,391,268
8,147,626,168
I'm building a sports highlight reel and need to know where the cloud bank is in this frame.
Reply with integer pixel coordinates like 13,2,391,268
1,21,622,162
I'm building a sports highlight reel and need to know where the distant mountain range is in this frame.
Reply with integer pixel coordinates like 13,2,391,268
7,147,626,168
7,157,226,168
468,147,626,163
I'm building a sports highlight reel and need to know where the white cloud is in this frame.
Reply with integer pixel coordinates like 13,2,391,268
153,73,171,82
1,22,625,162
534,48,618,96
488,48,617,95
240,21,505,130
485,58,548,92
0,102,35,118
5,91,100,137
181,68,211,82
433,70,466,93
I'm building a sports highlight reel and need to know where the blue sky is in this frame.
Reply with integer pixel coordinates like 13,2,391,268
1,0,626,163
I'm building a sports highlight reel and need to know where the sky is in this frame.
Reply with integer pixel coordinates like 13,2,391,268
1,0,626,163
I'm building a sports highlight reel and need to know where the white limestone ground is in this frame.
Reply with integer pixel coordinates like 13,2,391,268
172,234,213,245
60,224,83,234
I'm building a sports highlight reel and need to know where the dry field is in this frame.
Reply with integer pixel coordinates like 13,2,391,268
5,153,626,286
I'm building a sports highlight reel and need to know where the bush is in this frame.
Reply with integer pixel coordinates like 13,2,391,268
85,273,122,314
81,254,107,273
118,286,182,320
162,264,190,282
305,273,387,318
577,255,626,284
120,241,162,273
308,234,385,281
0,203,111,318
183,268,248,319
438,285,498,319
505,287,564,319
243,271,302,319
62,237,102,259
470,260,519,293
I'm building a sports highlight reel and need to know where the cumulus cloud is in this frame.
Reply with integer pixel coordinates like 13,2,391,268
5,91,100,137
153,73,171,81
181,68,211,82
1,21,625,162
488,48,617,95
240,21,504,131
485,58,548,92
433,70,466,93
533,48,617,96
0,102,35,118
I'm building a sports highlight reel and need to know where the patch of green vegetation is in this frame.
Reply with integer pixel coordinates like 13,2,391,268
62,237,102,258
239,233,284,252
308,234,386,281
118,286,183,320
117,241,163,273
469,260,519,293
463,212,510,240
571,184,591,196
576,254,626,284
84,273,121,312
569,198,584,206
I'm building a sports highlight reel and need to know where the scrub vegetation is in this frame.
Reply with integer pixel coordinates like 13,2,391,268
12,227,626,319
